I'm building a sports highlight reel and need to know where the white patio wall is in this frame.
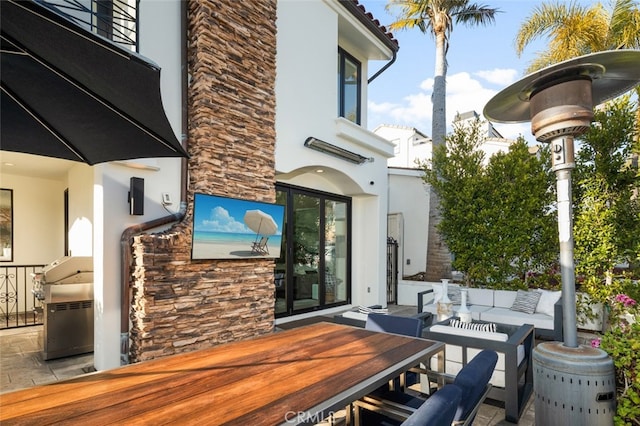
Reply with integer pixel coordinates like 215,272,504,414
397,279,438,306
275,0,395,309
388,168,430,278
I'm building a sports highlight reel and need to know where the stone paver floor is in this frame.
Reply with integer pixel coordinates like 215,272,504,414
1,325,94,394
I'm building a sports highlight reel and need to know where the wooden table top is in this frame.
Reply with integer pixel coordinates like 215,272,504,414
0,322,443,425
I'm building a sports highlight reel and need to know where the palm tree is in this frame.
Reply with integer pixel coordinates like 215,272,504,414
515,0,640,73
387,0,499,146
386,0,499,280
515,0,640,135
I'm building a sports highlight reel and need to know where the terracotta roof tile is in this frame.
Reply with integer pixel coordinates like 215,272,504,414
341,0,399,50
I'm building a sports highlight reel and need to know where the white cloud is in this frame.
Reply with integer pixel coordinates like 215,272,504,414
474,68,519,86
492,122,535,142
368,70,537,144
369,101,398,114
199,206,248,233
446,72,497,122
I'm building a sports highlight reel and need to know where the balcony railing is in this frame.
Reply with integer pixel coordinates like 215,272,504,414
1,264,45,329
38,0,138,50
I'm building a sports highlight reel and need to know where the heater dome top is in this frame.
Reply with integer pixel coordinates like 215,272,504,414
484,50,640,124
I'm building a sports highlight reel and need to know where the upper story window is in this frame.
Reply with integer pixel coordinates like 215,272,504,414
338,48,361,125
41,0,138,50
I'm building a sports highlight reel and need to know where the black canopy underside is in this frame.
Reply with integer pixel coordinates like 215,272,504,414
1,0,188,165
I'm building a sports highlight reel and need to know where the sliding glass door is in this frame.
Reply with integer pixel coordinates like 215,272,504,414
275,184,350,317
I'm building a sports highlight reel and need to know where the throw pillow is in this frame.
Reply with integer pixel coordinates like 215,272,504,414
510,290,542,314
535,289,562,316
449,318,497,333
448,286,462,304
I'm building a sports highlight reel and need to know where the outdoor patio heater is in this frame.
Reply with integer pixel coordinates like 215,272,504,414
484,50,640,425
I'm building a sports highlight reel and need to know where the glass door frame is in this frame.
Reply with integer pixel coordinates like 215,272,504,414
275,183,351,318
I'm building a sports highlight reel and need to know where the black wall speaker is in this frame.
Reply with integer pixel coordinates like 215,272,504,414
129,177,144,215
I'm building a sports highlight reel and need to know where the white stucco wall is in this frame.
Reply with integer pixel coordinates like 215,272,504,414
397,280,437,306
375,125,432,168
67,165,94,257
275,0,395,309
90,0,185,370
0,173,66,264
388,168,430,277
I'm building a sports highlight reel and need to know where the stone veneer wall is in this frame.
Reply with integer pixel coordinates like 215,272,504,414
129,0,278,363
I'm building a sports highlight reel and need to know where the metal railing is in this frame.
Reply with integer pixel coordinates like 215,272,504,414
1,264,46,329
38,0,138,49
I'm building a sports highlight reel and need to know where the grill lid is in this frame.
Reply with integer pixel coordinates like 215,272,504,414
42,256,93,283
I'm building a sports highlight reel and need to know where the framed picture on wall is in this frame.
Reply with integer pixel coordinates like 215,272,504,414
0,189,13,262
191,193,285,260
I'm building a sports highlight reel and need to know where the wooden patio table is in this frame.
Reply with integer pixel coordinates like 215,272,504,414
0,322,443,426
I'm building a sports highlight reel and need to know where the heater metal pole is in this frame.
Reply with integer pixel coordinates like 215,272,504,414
555,166,578,348
483,50,640,425
549,135,578,347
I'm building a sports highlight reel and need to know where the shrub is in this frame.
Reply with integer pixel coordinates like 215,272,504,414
599,288,640,425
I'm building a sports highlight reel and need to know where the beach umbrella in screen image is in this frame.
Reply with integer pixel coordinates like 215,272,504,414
243,210,278,237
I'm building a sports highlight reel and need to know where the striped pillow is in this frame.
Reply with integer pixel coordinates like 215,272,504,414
510,290,542,314
448,287,462,304
449,318,497,333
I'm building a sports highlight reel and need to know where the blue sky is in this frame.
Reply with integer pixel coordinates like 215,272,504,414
193,194,285,235
359,0,599,144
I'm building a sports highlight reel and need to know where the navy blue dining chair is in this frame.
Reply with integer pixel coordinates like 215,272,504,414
353,349,498,426
451,349,498,424
402,384,462,426
354,384,462,426
365,313,423,390
365,313,423,337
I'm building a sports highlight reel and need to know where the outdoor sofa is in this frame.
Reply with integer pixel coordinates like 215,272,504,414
417,284,563,341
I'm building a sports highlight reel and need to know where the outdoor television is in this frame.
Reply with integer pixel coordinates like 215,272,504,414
191,193,285,260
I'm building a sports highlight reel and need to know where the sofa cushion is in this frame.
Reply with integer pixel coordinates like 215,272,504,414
419,287,558,333
429,324,509,342
510,290,542,314
493,290,517,308
435,345,525,388
432,283,461,304
448,286,462,304
421,304,491,321
467,288,494,306
426,325,525,388
480,307,553,331
535,289,561,317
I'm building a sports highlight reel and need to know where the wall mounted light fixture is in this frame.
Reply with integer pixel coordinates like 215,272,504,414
304,137,373,164
129,177,144,215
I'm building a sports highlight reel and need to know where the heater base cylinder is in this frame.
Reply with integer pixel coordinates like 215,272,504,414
533,341,615,426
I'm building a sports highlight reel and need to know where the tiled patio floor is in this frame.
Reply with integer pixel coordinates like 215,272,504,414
1,307,536,425
0,326,94,393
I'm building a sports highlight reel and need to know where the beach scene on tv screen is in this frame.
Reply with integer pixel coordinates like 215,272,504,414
192,193,285,259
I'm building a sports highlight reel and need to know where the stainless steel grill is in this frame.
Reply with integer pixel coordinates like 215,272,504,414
33,256,94,360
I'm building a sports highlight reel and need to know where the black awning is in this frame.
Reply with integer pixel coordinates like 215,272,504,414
1,0,189,165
